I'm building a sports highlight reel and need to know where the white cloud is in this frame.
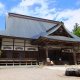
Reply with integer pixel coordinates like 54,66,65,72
56,9,80,31
0,2,4,8
10,0,56,18
10,0,80,31
0,2,5,15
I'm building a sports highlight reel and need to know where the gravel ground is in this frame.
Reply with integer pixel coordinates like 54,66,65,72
0,65,80,80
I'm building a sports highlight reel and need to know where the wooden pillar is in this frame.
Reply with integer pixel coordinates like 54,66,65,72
45,46,50,63
24,40,25,51
73,49,77,65
13,38,14,52
45,47,48,58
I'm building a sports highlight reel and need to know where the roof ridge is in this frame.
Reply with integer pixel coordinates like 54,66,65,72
8,13,61,24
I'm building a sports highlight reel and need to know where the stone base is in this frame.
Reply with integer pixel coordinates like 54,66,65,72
46,58,51,65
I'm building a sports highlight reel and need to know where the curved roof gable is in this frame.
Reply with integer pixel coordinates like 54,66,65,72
41,23,80,42
45,23,79,39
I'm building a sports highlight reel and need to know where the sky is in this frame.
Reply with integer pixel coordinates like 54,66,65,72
0,0,80,31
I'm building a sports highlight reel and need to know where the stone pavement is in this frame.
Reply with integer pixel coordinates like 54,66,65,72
0,65,80,80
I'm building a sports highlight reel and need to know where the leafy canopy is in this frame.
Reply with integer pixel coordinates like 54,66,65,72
73,23,80,37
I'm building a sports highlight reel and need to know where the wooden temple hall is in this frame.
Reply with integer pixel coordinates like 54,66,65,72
0,13,80,66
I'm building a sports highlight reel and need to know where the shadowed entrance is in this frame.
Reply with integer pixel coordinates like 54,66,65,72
48,49,74,65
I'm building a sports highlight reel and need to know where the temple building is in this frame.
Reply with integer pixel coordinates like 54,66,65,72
0,13,80,66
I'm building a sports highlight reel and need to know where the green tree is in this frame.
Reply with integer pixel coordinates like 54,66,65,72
73,23,80,37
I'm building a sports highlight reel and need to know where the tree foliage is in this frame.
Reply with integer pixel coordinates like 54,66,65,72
73,23,80,37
